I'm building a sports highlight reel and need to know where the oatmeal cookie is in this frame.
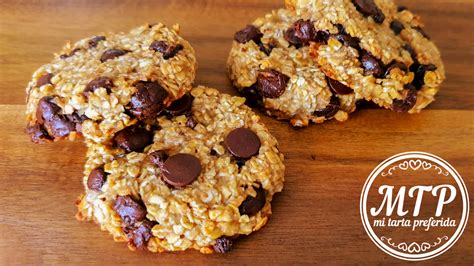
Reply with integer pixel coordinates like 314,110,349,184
76,86,285,253
228,9,357,127
25,23,197,144
285,0,445,113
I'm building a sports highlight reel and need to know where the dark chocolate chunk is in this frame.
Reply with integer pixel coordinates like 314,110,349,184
60,48,81,59
240,85,263,108
410,63,437,90
360,50,385,78
164,94,193,117
213,237,233,254
149,150,168,169
412,26,430,39
384,61,408,77
162,153,202,187
352,0,385,24
259,42,276,56
36,73,54,88
390,20,405,35
100,49,128,62
149,41,184,60
83,77,113,97
89,36,106,48
125,220,155,249
224,128,261,160
130,81,168,120
234,25,263,44
36,96,76,138
239,186,266,216
327,77,354,95
314,96,340,118
26,123,53,143
113,196,147,227
285,19,316,46
392,84,418,112
87,166,107,192
113,125,154,153
256,69,289,98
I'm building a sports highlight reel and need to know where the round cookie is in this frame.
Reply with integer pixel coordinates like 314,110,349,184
228,9,357,127
26,23,197,144
285,0,445,113
76,86,285,254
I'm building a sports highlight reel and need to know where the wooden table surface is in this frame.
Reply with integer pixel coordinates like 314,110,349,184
0,0,473,264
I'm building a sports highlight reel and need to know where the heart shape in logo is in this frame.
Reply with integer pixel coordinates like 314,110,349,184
409,160,422,171
421,242,431,252
407,242,421,253
397,242,408,252
399,161,409,170
422,161,432,170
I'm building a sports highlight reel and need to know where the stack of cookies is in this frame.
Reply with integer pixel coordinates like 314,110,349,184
228,0,445,127
25,0,444,255
25,23,285,253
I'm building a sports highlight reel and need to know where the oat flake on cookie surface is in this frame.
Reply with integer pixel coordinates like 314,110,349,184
25,23,197,144
76,86,285,254
284,0,445,113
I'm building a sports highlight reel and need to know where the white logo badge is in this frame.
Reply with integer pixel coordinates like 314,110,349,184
360,152,469,261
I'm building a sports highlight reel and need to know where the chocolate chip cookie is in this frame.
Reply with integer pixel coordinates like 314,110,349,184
285,0,445,113
26,23,197,144
228,9,357,127
76,86,285,253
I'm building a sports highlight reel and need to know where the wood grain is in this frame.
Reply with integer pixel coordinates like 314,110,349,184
0,0,473,264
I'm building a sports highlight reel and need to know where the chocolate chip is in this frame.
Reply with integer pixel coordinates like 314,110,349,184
186,116,197,129
89,36,106,48
164,94,193,117
392,84,417,112
36,73,54,88
224,128,261,160
100,49,128,62
149,150,168,168
113,196,147,227
240,85,263,107
36,96,76,138
285,19,316,46
403,44,417,61
352,0,385,24
113,125,153,153
234,25,263,44
360,50,385,77
333,32,361,50
26,123,53,143
256,69,289,98
125,220,155,249
130,81,168,120
327,77,354,95
410,63,437,90
384,61,408,77
149,41,184,60
390,20,405,35
83,77,113,97
213,237,233,254
314,96,340,118
162,153,201,187
398,6,408,12
239,186,266,216
259,42,276,56
87,166,107,192
60,48,81,59
316,30,330,44
413,26,430,39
